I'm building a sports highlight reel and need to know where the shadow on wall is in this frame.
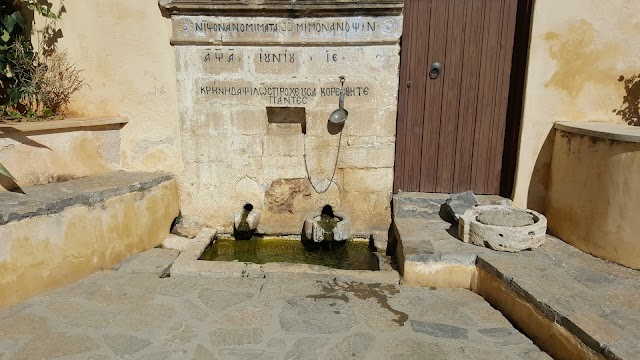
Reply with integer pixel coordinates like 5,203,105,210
614,74,640,126
526,129,555,214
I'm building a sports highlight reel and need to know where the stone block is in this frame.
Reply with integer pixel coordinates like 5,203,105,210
343,168,394,192
338,141,395,169
170,15,403,46
443,191,480,222
343,105,397,136
232,135,263,157
265,179,312,214
268,123,302,134
231,108,269,135
264,133,304,156
161,234,194,251
112,248,180,277
262,156,306,180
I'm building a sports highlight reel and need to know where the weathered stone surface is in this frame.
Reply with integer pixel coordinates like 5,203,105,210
104,334,151,358
265,179,311,213
12,332,100,360
192,345,219,360
280,298,356,334
284,337,329,360
161,234,195,252
162,321,198,348
410,320,469,339
209,328,264,347
325,332,376,359
443,191,480,221
113,248,180,276
458,205,547,252
476,208,535,227
171,223,200,239
0,271,552,360
0,171,173,226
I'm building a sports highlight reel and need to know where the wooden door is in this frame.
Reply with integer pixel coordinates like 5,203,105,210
394,0,519,194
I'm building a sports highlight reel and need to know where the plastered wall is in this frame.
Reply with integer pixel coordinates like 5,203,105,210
33,0,184,174
513,0,640,211
546,131,640,270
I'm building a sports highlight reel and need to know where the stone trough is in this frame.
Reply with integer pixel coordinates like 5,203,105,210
458,205,547,252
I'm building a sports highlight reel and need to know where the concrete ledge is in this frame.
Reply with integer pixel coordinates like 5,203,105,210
0,171,180,308
555,121,640,143
0,117,127,135
0,171,174,226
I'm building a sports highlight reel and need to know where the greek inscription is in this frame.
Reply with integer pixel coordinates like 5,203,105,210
259,51,296,63
193,20,379,36
199,85,370,103
203,49,238,63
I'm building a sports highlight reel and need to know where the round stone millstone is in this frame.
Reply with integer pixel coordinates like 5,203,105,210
458,205,547,252
476,208,535,227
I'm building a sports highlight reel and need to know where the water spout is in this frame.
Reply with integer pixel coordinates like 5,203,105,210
234,203,260,240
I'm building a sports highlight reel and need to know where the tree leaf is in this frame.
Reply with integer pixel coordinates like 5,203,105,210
1,30,9,43
0,161,15,180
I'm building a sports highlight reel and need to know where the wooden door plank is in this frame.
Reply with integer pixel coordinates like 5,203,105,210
471,0,502,194
393,0,416,193
488,0,519,194
419,0,448,192
402,0,432,192
394,0,428,192
435,0,466,193
453,0,485,193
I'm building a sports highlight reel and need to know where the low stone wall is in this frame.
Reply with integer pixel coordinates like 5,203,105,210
546,122,640,269
0,171,180,308
0,117,126,192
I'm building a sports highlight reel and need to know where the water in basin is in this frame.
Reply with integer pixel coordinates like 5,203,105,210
199,235,379,271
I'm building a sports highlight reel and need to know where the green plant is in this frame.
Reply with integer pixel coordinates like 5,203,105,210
0,1,72,181
1,0,71,119
0,161,14,180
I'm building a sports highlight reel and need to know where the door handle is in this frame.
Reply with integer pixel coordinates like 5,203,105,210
429,62,442,80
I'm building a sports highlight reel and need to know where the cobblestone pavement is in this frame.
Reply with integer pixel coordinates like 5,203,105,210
0,270,550,359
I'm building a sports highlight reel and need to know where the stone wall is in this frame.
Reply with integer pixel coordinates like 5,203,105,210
172,13,402,234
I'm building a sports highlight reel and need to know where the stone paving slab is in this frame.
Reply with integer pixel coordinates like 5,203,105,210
0,270,549,360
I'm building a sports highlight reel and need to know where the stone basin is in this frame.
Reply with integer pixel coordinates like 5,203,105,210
458,205,547,252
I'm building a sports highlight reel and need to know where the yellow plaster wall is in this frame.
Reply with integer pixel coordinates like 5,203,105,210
0,180,180,308
33,0,184,174
0,126,121,191
546,131,640,269
513,0,640,211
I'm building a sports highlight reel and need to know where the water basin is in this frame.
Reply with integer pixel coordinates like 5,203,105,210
199,235,379,271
